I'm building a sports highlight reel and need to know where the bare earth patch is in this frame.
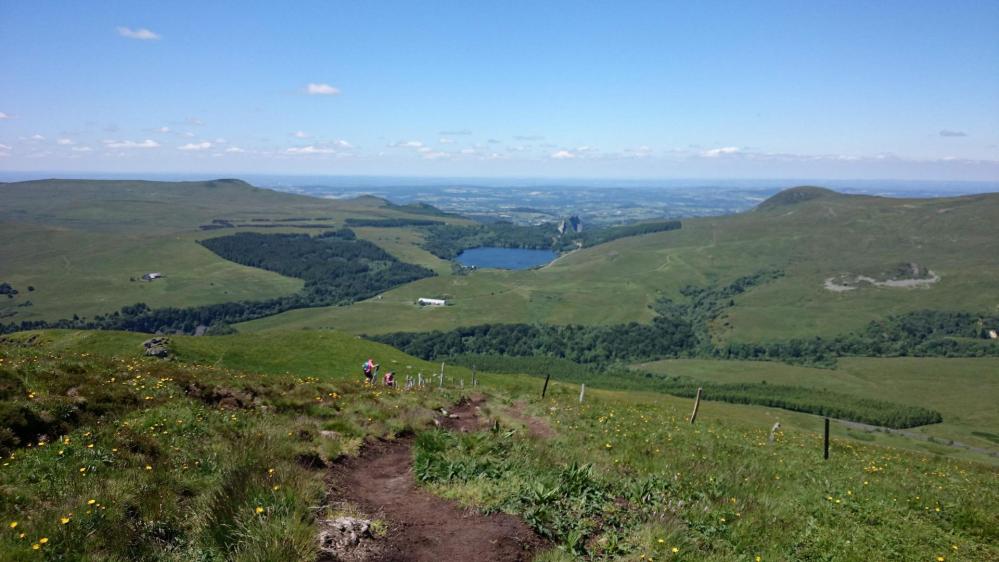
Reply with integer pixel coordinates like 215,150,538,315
323,398,546,561
506,401,556,439
824,263,940,292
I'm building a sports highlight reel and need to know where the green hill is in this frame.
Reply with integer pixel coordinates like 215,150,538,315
0,330,995,560
240,186,999,343
755,185,839,209
0,179,470,325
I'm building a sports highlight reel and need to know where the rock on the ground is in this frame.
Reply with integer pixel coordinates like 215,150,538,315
142,337,171,358
317,516,379,560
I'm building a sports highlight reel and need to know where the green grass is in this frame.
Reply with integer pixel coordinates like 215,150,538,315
351,226,454,275
0,225,304,323
1,330,997,560
415,382,999,560
0,179,472,325
239,190,999,341
636,357,999,458
0,330,472,560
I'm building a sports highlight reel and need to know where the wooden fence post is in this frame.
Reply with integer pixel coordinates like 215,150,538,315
823,418,830,460
689,387,703,424
472,365,477,387
440,362,445,388
541,373,551,399
579,383,586,403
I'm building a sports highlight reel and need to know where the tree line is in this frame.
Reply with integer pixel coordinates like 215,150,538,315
373,270,999,369
419,219,682,259
443,353,943,429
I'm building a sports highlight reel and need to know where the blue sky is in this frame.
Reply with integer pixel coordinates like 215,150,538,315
1,1,997,180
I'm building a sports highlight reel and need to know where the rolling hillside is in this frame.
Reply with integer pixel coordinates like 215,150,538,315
0,179,471,325
0,330,995,560
240,187,999,343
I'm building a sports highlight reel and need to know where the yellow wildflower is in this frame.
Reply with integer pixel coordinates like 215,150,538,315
255,506,265,514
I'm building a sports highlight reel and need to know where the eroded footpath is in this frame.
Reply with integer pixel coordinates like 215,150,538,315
322,397,546,561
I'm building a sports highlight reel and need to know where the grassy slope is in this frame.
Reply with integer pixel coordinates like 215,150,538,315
432,383,998,561
0,179,470,324
239,189,999,341
0,329,473,560
635,357,999,457
0,224,304,322
1,330,996,560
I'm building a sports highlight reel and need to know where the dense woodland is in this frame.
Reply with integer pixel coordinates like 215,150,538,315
0,230,434,335
419,219,682,259
421,223,561,259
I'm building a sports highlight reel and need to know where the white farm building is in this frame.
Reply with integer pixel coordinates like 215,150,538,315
417,298,446,307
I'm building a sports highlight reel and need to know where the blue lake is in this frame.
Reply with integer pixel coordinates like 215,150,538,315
456,247,557,270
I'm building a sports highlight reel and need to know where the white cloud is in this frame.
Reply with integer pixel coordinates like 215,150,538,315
71,146,93,152
625,145,653,158
306,83,340,96
939,129,967,138
551,149,576,159
0,144,12,150
117,27,160,40
103,139,160,149
701,146,742,157
224,147,245,153
460,148,476,155
439,138,456,144
57,138,74,145
187,117,204,126
293,131,311,139
0,112,10,120
155,126,171,133
392,140,424,149
421,150,450,160
286,145,337,155
439,129,472,136
333,139,353,148
30,134,45,141
178,141,212,151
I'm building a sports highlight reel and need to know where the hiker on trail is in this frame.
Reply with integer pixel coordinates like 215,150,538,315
384,371,395,387
362,358,376,384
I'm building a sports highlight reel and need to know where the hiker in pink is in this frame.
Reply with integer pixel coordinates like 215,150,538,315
362,358,376,384
383,371,395,387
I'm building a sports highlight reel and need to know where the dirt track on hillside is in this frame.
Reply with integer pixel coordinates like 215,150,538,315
325,397,545,561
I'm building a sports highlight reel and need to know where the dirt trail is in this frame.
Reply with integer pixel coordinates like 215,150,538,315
436,395,488,432
506,401,555,439
325,397,545,561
